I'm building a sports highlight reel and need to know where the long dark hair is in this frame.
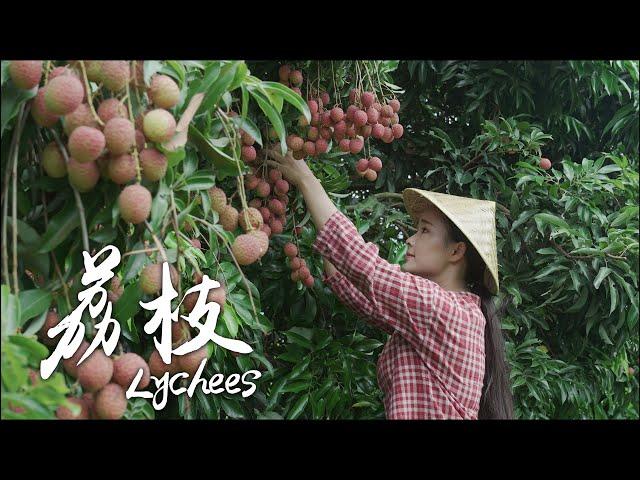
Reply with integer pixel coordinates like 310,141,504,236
443,217,514,419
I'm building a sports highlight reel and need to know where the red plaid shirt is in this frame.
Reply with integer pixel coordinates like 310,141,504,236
314,211,486,420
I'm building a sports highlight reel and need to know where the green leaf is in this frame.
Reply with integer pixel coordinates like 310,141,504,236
230,116,263,147
1,82,36,137
286,394,309,420
200,62,239,113
37,202,80,253
179,173,216,191
189,125,241,180
18,289,52,326
221,308,239,338
261,81,311,122
8,335,49,362
249,89,287,155
593,267,612,290
113,283,143,325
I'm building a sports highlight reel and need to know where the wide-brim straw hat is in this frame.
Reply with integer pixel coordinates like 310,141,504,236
402,188,499,295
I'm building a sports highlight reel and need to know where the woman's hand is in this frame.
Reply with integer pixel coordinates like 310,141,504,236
264,146,316,187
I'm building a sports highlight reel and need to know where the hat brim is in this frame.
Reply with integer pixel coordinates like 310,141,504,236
402,188,499,295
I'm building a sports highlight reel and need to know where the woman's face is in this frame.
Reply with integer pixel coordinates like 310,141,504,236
402,205,467,278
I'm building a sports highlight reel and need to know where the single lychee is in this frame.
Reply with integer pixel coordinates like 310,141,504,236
45,75,84,115
107,276,124,303
83,60,103,82
310,112,320,126
100,61,130,92
249,198,262,209
353,110,368,127
256,180,271,198
148,349,180,377
248,230,269,258
219,205,239,231
77,349,113,393
391,124,404,139
56,397,90,420
361,92,375,108
382,105,394,117
390,113,400,125
349,137,364,154
112,352,150,390
139,148,167,182
366,107,380,125
41,142,67,178
330,107,344,123
269,217,284,235
94,383,127,420
64,103,99,136
540,157,552,170
143,109,176,143
208,187,227,212
287,135,304,152
31,87,60,127
104,117,135,155
320,127,332,140
303,141,316,156
232,234,263,265
140,263,179,295
97,98,128,124
349,88,360,103
289,70,303,86
298,266,311,280
334,120,347,137
245,174,260,190
368,157,382,172
261,224,272,237
68,157,100,192
241,131,255,146
372,124,385,139
63,340,89,378
389,99,401,113
148,74,180,109
278,64,291,82
339,139,351,152
290,257,302,269
268,168,282,183
268,198,285,216
307,126,319,141
239,207,264,232
178,345,209,377
275,179,289,195
68,126,105,163
356,158,369,173
118,184,152,224
259,207,271,223
108,154,137,184
303,276,315,288
321,111,332,127
284,242,298,258
307,100,318,114
38,310,61,346
9,60,42,89
365,169,378,181
242,145,257,163
315,138,329,154
320,92,330,105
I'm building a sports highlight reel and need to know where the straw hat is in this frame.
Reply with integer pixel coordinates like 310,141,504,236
402,188,499,295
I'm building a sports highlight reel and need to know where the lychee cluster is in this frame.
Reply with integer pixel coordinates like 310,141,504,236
283,242,314,288
54,338,151,420
355,156,383,182
11,60,180,226
244,167,291,238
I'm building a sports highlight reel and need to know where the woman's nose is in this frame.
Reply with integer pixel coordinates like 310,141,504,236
406,235,416,246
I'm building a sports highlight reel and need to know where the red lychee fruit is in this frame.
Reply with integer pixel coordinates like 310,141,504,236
118,184,152,224
45,75,84,115
9,60,42,89
368,156,383,172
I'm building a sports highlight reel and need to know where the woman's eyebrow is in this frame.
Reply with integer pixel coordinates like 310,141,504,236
419,218,434,226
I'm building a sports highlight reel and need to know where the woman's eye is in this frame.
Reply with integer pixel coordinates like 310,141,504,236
422,228,429,233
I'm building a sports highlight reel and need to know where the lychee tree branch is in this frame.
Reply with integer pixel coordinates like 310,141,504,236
122,247,160,257
125,81,142,183
144,220,169,264
11,105,28,294
78,61,105,128
50,130,90,253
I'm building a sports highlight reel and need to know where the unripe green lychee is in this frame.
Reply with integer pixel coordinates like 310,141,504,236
97,98,128,124
64,103,99,136
94,383,127,420
83,60,103,82
9,60,42,89
41,142,67,178
108,154,137,184
239,207,264,232
232,234,263,265
178,345,209,377
56,397,89,420
118,184,152,224
44,75,84,115
68,157,100,192
104,117,135,155
63,340,89,378
148,349,180,377
139,148,167,182
149,74,180,109
219,205,239,232
143,109,176,143
31,87,60,127
139,263,179,295
100,61,130,92
77,349,113,392
112,352,150,389
68,126,105,163
207,187,227,212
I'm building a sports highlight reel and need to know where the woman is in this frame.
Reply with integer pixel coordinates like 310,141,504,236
267,148,514,420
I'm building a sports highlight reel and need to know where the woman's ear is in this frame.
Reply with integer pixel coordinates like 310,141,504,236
450,241,467,262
